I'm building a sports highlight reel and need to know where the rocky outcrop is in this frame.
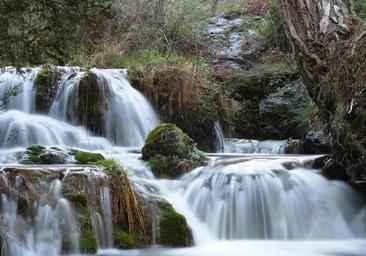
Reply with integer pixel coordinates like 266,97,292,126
142,124,207,178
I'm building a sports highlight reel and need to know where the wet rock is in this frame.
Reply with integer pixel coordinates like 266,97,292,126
346,162,366,196
301,130,332,154
142,124,207,178
203,16,249,70
258,80,313,138
322,159,347,180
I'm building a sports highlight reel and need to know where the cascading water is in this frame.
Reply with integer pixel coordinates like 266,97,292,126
0,67,40,113
0,66,366,256
162,157,366,241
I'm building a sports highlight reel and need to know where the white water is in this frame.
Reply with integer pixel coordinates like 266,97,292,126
0,178,79,256
0,67,365,256
1,67,159,147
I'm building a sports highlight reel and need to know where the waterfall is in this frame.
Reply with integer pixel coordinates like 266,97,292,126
0,67,40,113
0,67,159,148
151,156,366,244
0,110,112,149
0,66,366,256
0,176,79,256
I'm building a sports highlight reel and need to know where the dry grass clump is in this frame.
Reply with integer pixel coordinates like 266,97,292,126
107,166,152,245
135,64,207,120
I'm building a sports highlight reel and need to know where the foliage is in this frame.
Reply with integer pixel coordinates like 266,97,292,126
257,0,289,51
113,229,137,249
354,0,366,19
0,0,115,66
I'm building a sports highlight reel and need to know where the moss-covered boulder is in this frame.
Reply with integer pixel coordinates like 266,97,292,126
158,201,193,247
21,144,69,165
142,124,207,178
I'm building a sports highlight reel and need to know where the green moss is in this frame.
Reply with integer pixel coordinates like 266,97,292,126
142,124,196,160
158,201,193,247
80,229,98,253
114,229,137,249
27,144,45,154
21,144,46,164
65,191,87,208
74,150,104,164
36,69,49,88
355,0,366,19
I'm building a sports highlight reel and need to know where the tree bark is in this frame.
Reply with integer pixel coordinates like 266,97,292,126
280,0,366,167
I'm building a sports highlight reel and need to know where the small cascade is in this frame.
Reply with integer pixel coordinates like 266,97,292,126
0,175,78,255
93,69,159,146
158,156,366,243
49,68,159,147
223,139,287,154
0,166,114,255
0,66,160,148
0,67,40,113
0,110,112,149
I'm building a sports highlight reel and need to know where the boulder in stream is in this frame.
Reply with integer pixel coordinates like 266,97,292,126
142,124,207,178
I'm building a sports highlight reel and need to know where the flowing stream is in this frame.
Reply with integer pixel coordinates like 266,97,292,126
0,67,365,256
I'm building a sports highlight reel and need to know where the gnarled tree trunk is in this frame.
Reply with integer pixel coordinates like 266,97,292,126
280,1,366,171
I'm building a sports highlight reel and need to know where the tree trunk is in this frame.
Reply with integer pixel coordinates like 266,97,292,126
280,0,366,167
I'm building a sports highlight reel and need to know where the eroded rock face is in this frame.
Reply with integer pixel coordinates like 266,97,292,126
142,124,207,178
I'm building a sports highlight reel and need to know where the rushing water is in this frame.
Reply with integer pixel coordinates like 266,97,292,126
0,67,365,256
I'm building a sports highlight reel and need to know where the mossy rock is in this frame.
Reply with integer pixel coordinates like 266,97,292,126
21,144,68,164
142,124,207,178
74,150,105,164
158,201,193,247
114,229,137,249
